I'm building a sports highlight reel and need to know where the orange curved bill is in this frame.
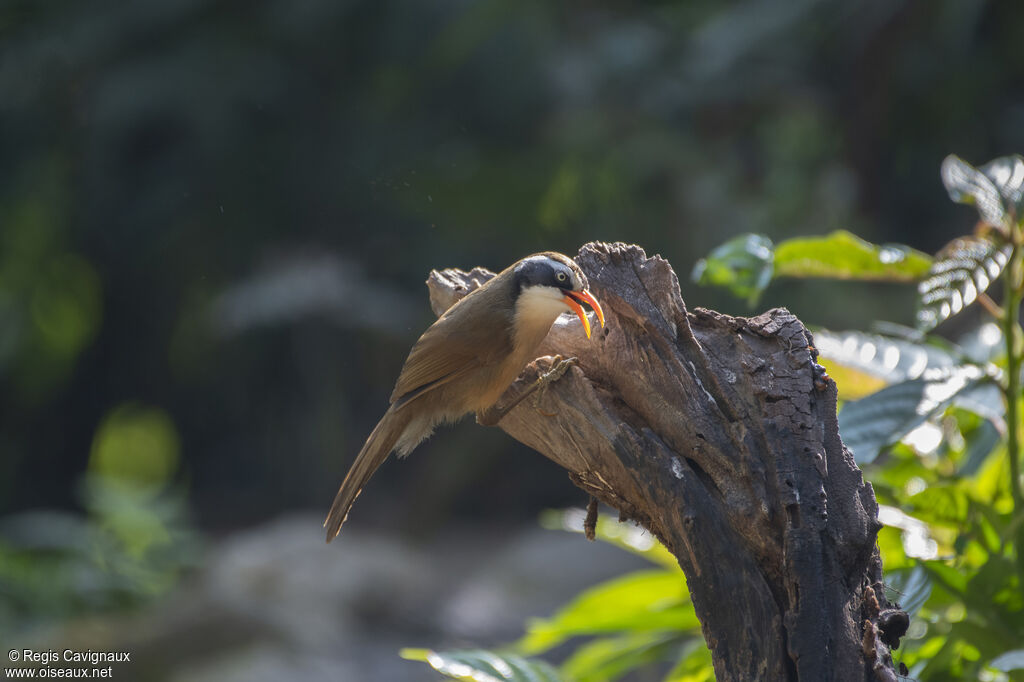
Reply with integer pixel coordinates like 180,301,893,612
562,289,605,339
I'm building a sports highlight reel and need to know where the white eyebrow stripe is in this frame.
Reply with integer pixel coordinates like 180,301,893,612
519,255,557,267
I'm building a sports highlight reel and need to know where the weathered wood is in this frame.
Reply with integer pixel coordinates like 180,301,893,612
427,242,901,681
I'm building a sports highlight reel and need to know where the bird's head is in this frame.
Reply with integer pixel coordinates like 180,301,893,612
513,252,605,337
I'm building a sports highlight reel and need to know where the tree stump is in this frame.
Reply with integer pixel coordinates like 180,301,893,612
427,242,902,681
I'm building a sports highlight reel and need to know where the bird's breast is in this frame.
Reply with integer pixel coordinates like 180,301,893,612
459,290,567,411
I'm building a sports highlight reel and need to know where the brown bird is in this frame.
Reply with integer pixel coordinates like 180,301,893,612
324,252,604,541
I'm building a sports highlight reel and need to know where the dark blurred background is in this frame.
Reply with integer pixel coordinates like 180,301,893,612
2,0,1023,679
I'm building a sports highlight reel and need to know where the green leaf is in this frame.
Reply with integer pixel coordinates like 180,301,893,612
905,486,970,528
560,632,688,682
691,233,774,304
400,648,564,682
691,231,934,303
990,649,1024,672
920,560,969,599
813,329,956,400
969,497,1007,554
973,441,1015,509
883,566,931,617
664,641,715,682
838,379,929,464
917,236,1011,331
942,154,1024,227
941,155,1009,227
838,367,985,463
952,381,1006,434
876,526,912,571
878,504,938,560
953,319,1005,364
539,508,680,571
979,154,1024,219
967,554,1018,605
773,230,931,281
519,570,698,655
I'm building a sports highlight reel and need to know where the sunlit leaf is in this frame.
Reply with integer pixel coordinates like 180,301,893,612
989,649,1024,672
400,648,563,682
691,231,935,304
918,636,984,678
774,230,931,281
951,381,1006,434
838,366,984,463
913,636,949,663
539,508,680,571
519,570,698,655
981,155,1024,217
691,233,774,305
876,526,912,571
815,360,887,400
814,329,957,400
941,155,1008,227
560,632,687,682
973,441,1014,512
905,487,971,529
839,379,929,463
916,236,1010,331
954,320,1004,364
878,505,938,560
942,154,1024,227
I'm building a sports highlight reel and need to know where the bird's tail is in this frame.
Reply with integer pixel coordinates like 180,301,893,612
324,405,413,542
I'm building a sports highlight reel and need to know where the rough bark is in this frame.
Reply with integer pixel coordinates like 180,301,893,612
427,242,902,681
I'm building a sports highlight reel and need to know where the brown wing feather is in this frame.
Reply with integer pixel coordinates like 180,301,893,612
390,277,513,406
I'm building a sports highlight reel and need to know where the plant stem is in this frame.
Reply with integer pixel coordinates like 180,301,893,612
1004,230,1023,539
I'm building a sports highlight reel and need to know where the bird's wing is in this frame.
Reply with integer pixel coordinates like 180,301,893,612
390,297,508,407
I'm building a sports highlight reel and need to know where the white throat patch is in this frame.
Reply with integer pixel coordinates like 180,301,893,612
512,285,570,350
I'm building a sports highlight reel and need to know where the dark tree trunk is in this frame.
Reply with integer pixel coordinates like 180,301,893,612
427,242,903,681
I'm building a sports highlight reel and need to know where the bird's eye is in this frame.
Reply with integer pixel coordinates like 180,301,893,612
556,272,568,283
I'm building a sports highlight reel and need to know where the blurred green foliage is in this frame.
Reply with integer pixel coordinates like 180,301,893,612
0,160,100,405
0,402,200,638
90,404,181,491
691,233,774,305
